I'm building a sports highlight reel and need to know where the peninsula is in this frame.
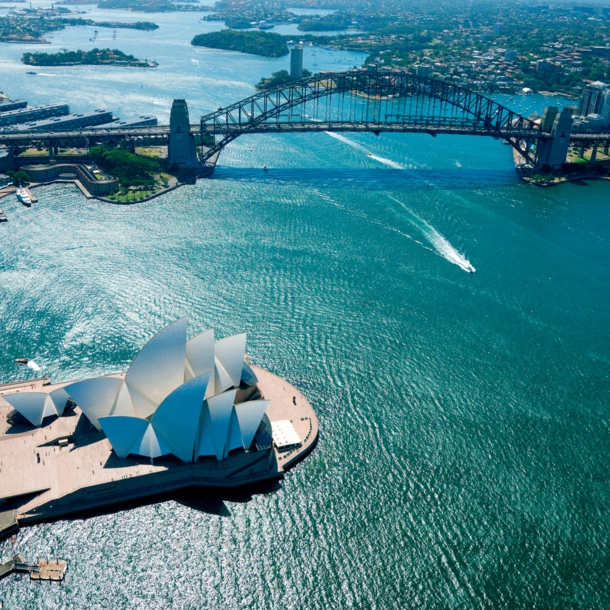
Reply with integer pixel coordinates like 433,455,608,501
0,319,318,539
191,30,288,58
21,48,158,68
0,15,159,44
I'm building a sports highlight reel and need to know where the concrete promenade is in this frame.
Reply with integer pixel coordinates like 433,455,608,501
0,365,318,537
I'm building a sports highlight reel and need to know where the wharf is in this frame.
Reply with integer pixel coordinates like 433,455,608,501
0,554,67,581
0,366,318,538
24,187,37,203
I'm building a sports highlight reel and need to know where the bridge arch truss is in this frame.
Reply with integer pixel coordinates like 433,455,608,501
200,70,543,164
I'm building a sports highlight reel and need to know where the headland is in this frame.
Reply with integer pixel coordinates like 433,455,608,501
0,365,318,538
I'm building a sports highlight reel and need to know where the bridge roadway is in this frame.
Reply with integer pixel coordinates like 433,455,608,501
0,122,608,146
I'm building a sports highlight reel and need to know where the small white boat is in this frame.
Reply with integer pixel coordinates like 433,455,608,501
16,188,31,207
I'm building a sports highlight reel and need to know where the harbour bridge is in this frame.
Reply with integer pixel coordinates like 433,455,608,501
2,70,609,171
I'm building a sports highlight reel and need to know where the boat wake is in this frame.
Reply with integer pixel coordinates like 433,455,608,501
389,196,476,273
324,132,405,169
27,360,41,372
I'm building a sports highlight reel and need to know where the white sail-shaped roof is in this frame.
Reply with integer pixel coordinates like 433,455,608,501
196,405,216,458
132,423,171,459
111,382,137,417
235,400,270,449
185,329,214,382
205,390,236,460
99,416,149,459
214,334,247,388
125,385,156,419
65,377,122,430
214,357,234,394
125,317,187,412
4,392,55,427
225,407,244,458
49,388,70,416
151,373,210,462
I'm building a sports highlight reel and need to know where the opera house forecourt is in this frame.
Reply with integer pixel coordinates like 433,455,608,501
0,318,318,538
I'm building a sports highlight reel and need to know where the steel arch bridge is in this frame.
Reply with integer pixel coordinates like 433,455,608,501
200,70,544,165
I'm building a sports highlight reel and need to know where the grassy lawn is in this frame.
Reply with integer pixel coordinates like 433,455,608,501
108,189,158,202
135,146,165,158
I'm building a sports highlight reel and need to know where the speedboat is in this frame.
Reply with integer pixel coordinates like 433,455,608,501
16,188,31,207
467,266,475,274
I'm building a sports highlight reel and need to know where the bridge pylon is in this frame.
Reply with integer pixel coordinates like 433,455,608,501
535,107,573,169
168,99,200,170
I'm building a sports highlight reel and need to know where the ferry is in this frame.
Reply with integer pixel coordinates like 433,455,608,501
16,188,31,207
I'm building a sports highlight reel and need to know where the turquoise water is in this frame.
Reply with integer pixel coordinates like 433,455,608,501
2,6,610,609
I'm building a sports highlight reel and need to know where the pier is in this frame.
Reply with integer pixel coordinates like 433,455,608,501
0,555,67,582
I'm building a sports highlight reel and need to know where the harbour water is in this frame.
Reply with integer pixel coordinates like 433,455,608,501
2,4,610,608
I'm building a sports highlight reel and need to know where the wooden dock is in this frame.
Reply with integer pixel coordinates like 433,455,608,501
0,554,67,582
30,559,67,582
24,187,38,203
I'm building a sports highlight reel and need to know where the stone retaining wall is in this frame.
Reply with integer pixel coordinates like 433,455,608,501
20,163,118,195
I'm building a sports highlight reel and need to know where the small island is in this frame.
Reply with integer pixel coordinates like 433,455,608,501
191,29,288,58
21,48,158,68
56,18,159,30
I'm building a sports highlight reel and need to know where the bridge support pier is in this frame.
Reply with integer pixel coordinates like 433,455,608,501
168,99,200,171
604,141,609,156
579,143,585,158
591,145,597,162
535,107,573,169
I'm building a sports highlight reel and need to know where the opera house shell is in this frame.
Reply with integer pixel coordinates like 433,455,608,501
7,318,270,463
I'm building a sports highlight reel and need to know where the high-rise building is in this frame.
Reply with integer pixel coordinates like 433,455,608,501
290,45,303,79
536,59,551,73
578,81,608,116
504,50,518,61
416,64,432,78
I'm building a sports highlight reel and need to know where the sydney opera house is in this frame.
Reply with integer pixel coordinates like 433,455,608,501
0,319,318,537
4,318,270,463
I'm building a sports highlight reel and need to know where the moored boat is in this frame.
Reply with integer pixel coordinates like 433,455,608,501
16,188,31,207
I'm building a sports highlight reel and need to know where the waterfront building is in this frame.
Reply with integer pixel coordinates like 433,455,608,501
578,81,608,116
15,109,113,132
92,116,158,130
61,319,269,462
536,59,551,73
290,45,304,79
0,99,27,114
416,64,432,78
0,103,69,128
5,319,271,463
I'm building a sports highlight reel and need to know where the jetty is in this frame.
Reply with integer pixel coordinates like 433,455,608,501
0,554,67,582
